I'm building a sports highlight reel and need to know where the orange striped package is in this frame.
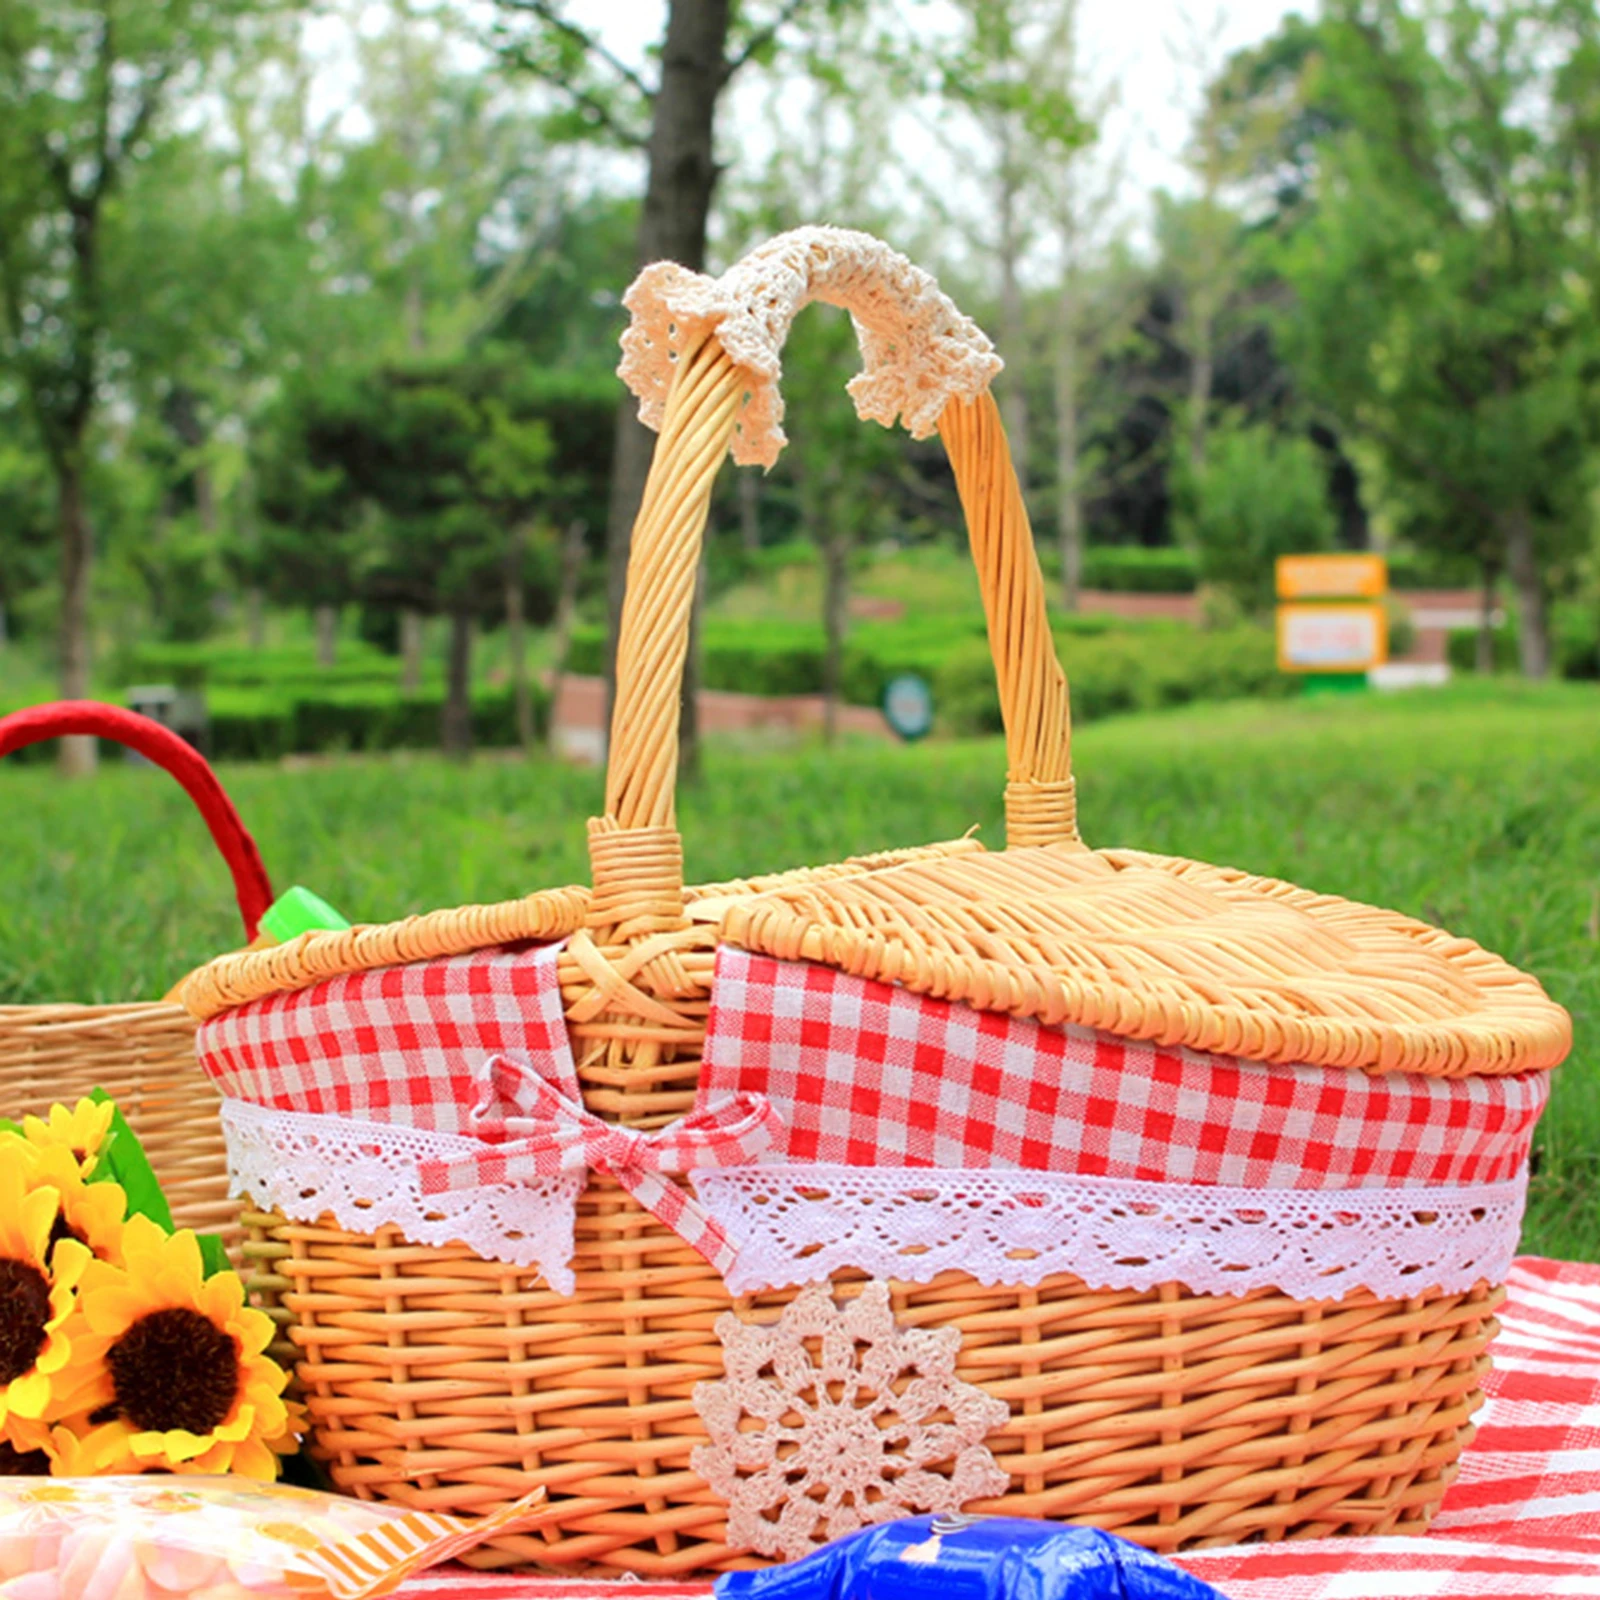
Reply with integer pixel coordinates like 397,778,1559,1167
0,1476,550,1600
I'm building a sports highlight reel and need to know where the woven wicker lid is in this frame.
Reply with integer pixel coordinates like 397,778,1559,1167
717,842,1570,1078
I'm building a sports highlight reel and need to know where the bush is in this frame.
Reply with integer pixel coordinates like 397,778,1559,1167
1175,421,1337,614
1386,549,1479,590
568,611,1165,711
937,626,1289,736
1078,546,1199,594
205,683,546,760
117,642,402,692
1448,603,1600,679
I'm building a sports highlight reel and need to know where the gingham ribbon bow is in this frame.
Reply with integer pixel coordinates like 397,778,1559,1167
417,1055,781,1279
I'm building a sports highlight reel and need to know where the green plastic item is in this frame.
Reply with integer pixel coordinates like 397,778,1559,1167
260,884,352,943
1301,672,1370,697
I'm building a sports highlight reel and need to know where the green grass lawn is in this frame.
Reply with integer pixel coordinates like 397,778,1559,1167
3,679,1596,1256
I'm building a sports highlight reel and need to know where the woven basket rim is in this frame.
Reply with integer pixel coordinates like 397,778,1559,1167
178,837,1568,1079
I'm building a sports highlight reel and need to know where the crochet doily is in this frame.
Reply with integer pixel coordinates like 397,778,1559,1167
618,225,1003,467
693,1164,1530,1302
691,1281,1009,1559
220,1099,585,1291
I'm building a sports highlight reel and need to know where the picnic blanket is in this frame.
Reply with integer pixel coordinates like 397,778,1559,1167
402,1257,1600,1600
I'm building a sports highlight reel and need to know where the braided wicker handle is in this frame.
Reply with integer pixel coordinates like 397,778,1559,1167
594,228,1074,914
0,700,274,940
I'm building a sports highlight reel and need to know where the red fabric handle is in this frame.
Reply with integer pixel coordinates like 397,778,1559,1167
0,699,274,940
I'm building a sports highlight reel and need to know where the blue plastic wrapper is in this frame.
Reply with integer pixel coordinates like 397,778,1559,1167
714,1516,1226,1600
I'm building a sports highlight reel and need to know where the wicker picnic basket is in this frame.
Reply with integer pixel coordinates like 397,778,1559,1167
179,229,1570,1575
0,700,272,1245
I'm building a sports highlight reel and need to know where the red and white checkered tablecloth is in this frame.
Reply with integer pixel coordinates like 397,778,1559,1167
398,1256,1600,1600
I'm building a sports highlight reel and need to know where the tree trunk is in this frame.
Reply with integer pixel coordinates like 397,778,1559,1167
1502,506,1550,678
442,609,474,758
1186,298,1214,477
1054,276,1082,613
506,524,534,754
399,609,424,694
246,588,266,652
603,0,731,756
548,518,586,755
1475,558,1498,675
313,603,338,668
822,525,849,746
738,468,761,555
996,120,1030,491
56,456,96,776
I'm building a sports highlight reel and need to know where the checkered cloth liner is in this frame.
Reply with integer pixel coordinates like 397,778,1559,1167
417,1055,782,1278
395,1257,1600,1600
699,949,1548,1190
197,942,579,1133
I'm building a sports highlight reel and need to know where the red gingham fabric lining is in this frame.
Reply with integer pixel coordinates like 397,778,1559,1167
698,948,1547,1191
196,942,577,1135
397,1258,1600,1600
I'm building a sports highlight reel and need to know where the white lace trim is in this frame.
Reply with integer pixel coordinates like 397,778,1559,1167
694,1164,1529,1303
619,226,1002,468
221,1099,584,1293
223,1098,1528,1304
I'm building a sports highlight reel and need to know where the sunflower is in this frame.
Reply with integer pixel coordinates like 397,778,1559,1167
17,1098,115,1176
0,1417,54,1475
51,1216,292,1480
0,1160,90,1444
14,1144,129,1269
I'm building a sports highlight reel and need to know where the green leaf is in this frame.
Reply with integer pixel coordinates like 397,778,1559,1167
196,1233,231,1279
86,1088,175,1233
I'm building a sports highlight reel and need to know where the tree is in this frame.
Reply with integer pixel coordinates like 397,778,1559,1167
0,419,54,650
927,1,1089,495
1174,413,1337,614
1020,1,1139,609
1264,0,1600,675
0,0,266,772
252,377,370,667
492,0,855,767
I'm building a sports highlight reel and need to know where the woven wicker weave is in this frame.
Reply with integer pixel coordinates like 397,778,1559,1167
182,230,1568,1574
1,701,272,1245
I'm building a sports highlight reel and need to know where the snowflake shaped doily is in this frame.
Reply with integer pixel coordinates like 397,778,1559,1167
691,1280,1011,1559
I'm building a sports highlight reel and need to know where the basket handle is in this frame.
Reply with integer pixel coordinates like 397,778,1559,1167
593,228,1073,919
0,700,274,940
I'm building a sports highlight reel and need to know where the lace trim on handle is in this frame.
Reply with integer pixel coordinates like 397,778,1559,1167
619,226,1003,467
221,1099,584,1292
694,1163,1529,1302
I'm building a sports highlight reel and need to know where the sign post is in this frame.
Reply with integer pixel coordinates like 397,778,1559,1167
1275,554,1389,691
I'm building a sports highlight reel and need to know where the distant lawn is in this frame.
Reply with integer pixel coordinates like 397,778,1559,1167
2,679,1596,1258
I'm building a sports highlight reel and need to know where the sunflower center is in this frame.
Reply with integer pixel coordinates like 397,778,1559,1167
47,1212,87,1258
0,1439,49,1476
107,1307,241,1436
0,1258,51,1385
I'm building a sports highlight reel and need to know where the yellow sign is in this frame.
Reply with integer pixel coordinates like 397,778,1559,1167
1276,553,1388,600
1277,604,1388,673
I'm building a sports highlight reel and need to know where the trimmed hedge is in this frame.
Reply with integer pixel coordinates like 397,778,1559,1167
1061,545,1476,595
206,683,547,761
937,626,1290,735
565,613,1133,708
1447,604,1600,679
120,642,404,692
1078,546,1199,594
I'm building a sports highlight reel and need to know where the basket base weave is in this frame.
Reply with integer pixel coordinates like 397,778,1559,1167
242,1181,1497,1577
